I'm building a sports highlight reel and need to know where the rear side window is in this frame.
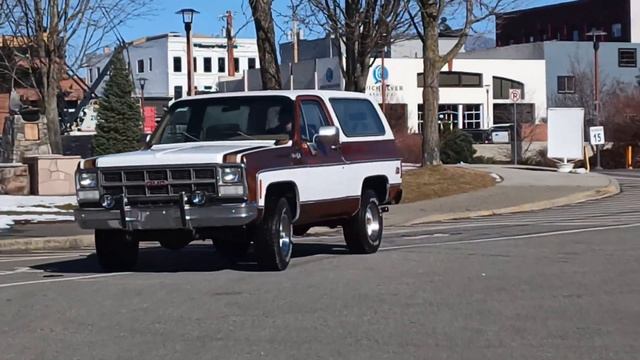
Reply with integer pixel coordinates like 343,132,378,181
329,99,385,137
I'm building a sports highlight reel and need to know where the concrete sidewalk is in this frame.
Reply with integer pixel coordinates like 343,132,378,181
385,165,619,226
0,165,619,251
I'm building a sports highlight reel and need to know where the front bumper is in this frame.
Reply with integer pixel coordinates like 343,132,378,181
75,202,258,230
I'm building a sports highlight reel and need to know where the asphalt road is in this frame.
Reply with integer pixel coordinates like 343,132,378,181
0,171,639,359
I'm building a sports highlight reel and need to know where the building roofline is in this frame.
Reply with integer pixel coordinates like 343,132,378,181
498,0,581,17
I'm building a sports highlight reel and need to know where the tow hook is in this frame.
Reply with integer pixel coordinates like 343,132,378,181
380,206,389,214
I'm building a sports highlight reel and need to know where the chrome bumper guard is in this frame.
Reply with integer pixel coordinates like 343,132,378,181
75,199,258,230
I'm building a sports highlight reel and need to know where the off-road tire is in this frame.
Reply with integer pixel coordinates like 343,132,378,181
343,189,383,254
95,230,139,271
254,197,293,271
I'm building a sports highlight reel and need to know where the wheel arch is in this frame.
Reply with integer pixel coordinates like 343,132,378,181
263,181,300,222
362,175,390,204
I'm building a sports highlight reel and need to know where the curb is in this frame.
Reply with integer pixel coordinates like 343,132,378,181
404,177,620,226
0,235,93,252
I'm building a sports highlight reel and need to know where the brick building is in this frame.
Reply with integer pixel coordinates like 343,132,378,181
496,0,640,46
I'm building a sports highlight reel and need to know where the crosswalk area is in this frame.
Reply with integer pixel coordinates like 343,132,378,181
436,175,640,228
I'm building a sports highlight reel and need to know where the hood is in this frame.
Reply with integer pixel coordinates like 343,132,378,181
96,141,275,168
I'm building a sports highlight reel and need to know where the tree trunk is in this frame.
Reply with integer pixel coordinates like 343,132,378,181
44,70,62,154
421,15,442,166
249,0,281,90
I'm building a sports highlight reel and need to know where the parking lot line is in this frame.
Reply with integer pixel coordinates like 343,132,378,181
0,272,131,289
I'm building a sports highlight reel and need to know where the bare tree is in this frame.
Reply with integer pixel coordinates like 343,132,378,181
249,0,282,90
0,0,153,154
304,0,410,92
411,0,520,166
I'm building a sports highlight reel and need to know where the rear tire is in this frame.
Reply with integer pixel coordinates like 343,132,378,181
343,189,383,254
213,228,251,261
254,197,293,271
159,238,191,251
95,230,139,271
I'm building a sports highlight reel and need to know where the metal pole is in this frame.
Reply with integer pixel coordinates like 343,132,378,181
185,23,194,96
292,19,298,64
594,36,602,170
140,85,145,117
381,47,386,113
513,102,518,165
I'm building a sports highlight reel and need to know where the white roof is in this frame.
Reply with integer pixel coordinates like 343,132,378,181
173,90,373,104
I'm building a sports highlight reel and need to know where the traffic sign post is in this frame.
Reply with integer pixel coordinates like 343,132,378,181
509,89,522,165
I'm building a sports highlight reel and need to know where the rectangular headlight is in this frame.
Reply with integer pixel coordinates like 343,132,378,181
77,172,98,189
220,167,242,184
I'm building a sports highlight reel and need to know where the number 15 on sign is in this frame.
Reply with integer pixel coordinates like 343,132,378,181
590,126,605,145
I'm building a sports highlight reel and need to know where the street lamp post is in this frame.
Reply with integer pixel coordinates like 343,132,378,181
586,28,607,170
177,8,199,97
137,77,148,117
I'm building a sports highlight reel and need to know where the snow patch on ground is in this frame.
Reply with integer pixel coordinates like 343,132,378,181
0,214,75,229
0,195,76,212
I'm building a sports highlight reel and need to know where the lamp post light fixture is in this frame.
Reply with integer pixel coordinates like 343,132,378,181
137,77,148,117
177,8,200,96
586,28,607,170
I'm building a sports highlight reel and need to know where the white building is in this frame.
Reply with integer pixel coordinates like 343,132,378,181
365,57,547,132
85,33,260,101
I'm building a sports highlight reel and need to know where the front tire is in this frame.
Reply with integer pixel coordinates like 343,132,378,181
95,230,139,271
343,189,383,254
254,197,293,271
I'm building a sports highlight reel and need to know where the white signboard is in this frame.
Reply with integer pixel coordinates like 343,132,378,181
547,108,585,160
589,126,605,145
491,131,510,144
509,89,521,103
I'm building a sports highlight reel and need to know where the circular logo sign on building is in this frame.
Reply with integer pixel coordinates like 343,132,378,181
373,65,389,84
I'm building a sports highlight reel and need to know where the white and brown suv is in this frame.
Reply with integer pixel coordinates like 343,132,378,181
75,90,403,271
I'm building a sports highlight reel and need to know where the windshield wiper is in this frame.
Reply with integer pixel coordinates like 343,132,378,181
235,131,258,140
180,131,200,142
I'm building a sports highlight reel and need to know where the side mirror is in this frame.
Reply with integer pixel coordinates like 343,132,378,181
315,126,340,150
145,134,152,145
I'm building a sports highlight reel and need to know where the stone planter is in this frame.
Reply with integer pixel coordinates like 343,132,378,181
0,163,30,195
23,155,81,195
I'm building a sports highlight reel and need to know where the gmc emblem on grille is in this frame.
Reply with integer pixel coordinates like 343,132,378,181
145,180,168,187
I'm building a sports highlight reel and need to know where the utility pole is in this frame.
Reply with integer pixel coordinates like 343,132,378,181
225,10,236,77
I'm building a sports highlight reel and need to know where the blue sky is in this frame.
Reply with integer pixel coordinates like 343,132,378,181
118,0,576,43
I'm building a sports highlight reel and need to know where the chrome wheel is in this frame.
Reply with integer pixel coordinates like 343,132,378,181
365,203,381,242
279,209,293,260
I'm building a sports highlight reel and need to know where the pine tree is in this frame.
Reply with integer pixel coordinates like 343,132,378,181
93,51,142,155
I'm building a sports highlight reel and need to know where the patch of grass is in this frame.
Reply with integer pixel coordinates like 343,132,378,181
29,203,77,211
401,166,496,203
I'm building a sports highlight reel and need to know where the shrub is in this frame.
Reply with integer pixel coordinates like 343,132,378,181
440,128,476,164
472,155,498,164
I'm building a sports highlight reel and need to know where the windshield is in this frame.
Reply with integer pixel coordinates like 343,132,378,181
155,95,294,144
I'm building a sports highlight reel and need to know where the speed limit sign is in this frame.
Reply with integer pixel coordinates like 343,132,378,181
590,126,605,145
509,89,521,103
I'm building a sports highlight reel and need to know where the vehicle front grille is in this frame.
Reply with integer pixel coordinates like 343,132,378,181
99,167,217,201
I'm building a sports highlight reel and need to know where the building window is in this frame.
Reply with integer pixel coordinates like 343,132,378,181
193,57,197,73
204,57,212,73
234,57,240,72
417,105,425,134
149,57,153,71
174,86,183,100
557,76,576,94
417,71,482,88
97,67,101,76
248,57,256,69
173,57,182,72
204,85,213,90
493,77,525,99
438,105,459,130
618,48,637,68
137,59,144,73
218,57,226,73
463,105,482,129
612,23,623,38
